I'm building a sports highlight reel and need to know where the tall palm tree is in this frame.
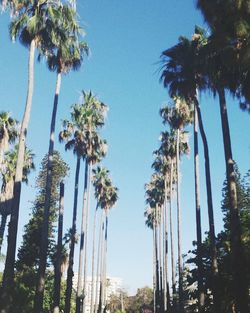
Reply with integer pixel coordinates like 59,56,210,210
0,145,34,254
0,112,18,170
1,1,60,297
91,166,110,313
34,5,89,311
160,29,222,311
160,99,191,312
59,110,88,313
75,91,108,313
196,4,249,310
97,175,118,313
145,174,165,313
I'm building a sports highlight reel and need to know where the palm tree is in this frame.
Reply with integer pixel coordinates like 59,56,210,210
160,29,220,311
0,145,35,254
75,91,108,313
59,111,88,313
0,112,18,171
97,175,118,313
91,166,110,313
145,174,165,313
160,98,191,312
196,4,249,310
34,4,88,311
1,0,60,296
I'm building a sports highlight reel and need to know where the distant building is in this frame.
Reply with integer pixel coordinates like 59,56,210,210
73,274,123,313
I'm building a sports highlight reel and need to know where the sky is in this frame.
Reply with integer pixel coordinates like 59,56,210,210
0,0,250,295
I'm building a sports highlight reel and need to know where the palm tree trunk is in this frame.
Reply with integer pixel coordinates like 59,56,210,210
53,182,64,313
176,128,183,311
193,106,205,312
164,178,169,311
102,211,109,312
76,160,89,313
65,156,81,313
82,162,92,313
0,214,8,255
95,210,105,313
153,227,156,313
90,204,99,313
154,220,160,313
169,159,176,303
194,94,220,311
158,206,163,312
97,211,105,313
1,39,36,305
34,70,62,313
217,87,248,313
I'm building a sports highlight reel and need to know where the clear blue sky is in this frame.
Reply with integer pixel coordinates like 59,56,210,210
0,0,249,294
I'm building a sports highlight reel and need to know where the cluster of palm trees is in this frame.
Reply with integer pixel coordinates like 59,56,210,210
145,1,250,313
0,1,118,313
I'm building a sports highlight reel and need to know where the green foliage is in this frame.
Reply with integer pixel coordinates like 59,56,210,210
185,167,250,312
9,151,69,312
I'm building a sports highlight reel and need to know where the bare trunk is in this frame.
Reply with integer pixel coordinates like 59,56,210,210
153,227,156,313
97,211,105,313
53,182,64,313
154,219,160,313
102,211,108,311
169,159,176,302
193,106,205,312
90,204,99,313
176,128,183,311
34,71,62,313
217,87,248,313
164,178,169,311
194,94,220,311
76,160,89,313
82,162,92,313
65,156,81,313
95,210,105,313
1,39,36,312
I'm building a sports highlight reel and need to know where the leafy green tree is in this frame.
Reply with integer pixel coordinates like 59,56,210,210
12,151,69,313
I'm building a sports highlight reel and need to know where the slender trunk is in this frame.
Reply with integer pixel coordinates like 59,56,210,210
169,159,176,303
164,178,169,311
217,87,248,313
194,94,220,311
65,156,81,313
82,162,92,313
102,211,108,311
176,128,183,311
155,220,160,313
97,211,105,313
95,210,105,313
34,71,62,313
0,214,8,255
53,182,64,313
90,204,99,313
158,206,163,312
76,160,89,313
1,39,36,311
153,227,156,313
193,106,205,312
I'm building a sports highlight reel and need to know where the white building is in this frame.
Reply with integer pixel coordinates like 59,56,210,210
73,274,123,313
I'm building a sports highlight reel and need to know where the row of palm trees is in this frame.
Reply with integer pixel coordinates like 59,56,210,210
145,1,250,312
0,1,118,313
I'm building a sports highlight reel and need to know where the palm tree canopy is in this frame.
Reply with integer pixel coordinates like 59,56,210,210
92,166,118,211
59,91,108,160
38,3,89,74
0,111,18,152
1,144,35,188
